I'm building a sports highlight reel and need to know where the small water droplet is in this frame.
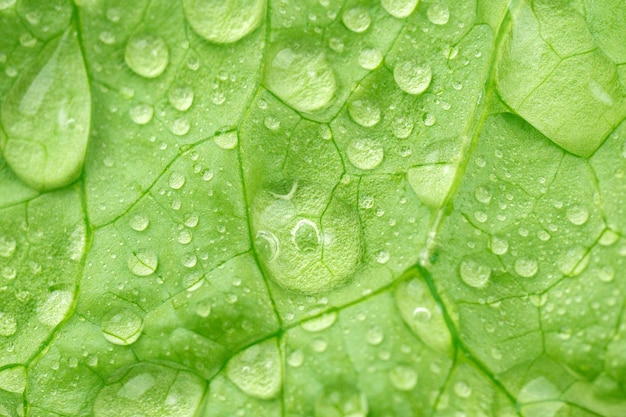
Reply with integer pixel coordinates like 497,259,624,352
101,309,143,346
124,33,169,78
427,4,450,25
168,171,185,190
214,131,238,150
168,85,194,111
474,186,492,204
389,365,418,391
0,312,17,337
255,230,279,261
129,214,149,231
127,250,158,276
347,138,384,170
129,103,153,125
489,236,508,255
381,0,418,18
366,326,384,345
459,259,491,288
514,258,538,278
394,60,432,95
454,381,472,398
391,116,414,139
287,349,304,367
0,237,16,258
170,117,190,136
566,206,589,226
423,112,436,126
264,115,281,130
342,7,371,33
348,100,380,127
376,250,390,264
596,266,615,282
358,46,383,70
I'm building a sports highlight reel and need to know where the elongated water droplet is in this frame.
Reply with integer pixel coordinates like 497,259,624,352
226,339,281,399
347,138,384,170
1,29,90,190
125,33,169,78
128,250,158,276
394,60,432,95
381,0,418,19
301,311,338,332
266,44,337,113
101,309,143,346
183,0,265,44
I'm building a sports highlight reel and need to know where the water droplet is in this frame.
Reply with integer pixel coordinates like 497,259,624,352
514,258,538,278
37,291,72,326
459,259,491,288
291,219,321,253
358,46,383,70
264,115,281,130
129,103,153,125
427,4,450,25
423,112,436,126
347,138,384,170
99,31,116,44
599,229,619,246
287,350,304,367
566,206,589,226
2,266,16,280
376,250,390,264
168,85,194,111
315,386,369,417
129,214,149,231
557,246,589,276
255,230,279,261
312,338,329,352
454,381,472,398
194,299,212,317
101,309,143,346
1,30,90,190
266,44,337,113
170,117,190,136
0,312,17,337
596,265,615,282
127,250,158,276
342,7,371,33
389,365,418,391
183,0,265,44
301,311,338,332
168,171,185,190
0,237,16,258
381,0,418,18
474,186,492,204
366,326,384,345
214,131,239,150
226,339,281,399
392,116,414,139
394,60,432,95
124,33,169,78
489,236,509,255
348,100,380,127
0,366,26,394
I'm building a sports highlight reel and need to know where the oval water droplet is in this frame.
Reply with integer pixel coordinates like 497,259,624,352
124,33,169,78
101,309,143,346
454,381,472,398
266,44,337,113
474,186,492,204
389,365,418,391
514,258,538,278
566,206,589,226
459,259,491,288
0,312,17,337
392,116,414,139
214,131,239,150
0,237,16,258
427,4,450,25
291,219,321,253
366,326,384,345
348,100,380,127
168,85,194,111
226,338,281,399
183,0,265,44
129,214,149,231
381,0,418,18
489,236,508,255
1,30,90,190
129,103,154,125
128,250,158,276
342,7,371,33
37,290,72,326
347,138,384,170
301,311,338,332
168,171,186,190
394,60,432,95
287,349,304,367
358,46,383,70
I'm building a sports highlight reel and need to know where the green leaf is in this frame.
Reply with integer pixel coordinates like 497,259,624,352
0,0,625,416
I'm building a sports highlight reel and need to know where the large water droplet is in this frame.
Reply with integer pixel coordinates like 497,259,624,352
347,138,384,170
348,100,380,127
226,339,281,399
266,44,337,113
183,0,265,44
459,258,491,288
514,258,538,278
381,0,418,18
394,60,432,95
566,206,589,226
127,250,158,276
168,85,194,111
342,7,371,33
214,131,239,150
168,171,186,190
129,214,150,231
389,365,418,391
489,236,508,255
0,30,90,190
124,33,169,78
358,46,383,70
101,309,143,346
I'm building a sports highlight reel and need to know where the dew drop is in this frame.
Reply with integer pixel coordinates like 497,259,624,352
170,118,190,136
394,60,432,95
264,115,281,130
389,365,418,391
255,230,280,261
381,0,418,18
287,350,304,367
37,291,72,326
101,309,143,346
566,206,589,226
266,44,337,113
489,236,508,255
459,259,491,288
358,47,383,70
0,237,16,258
348,100,380,127
124,33,169,78
392,116,414,139
342,7,371,33
0,312,17,337
129,214,149,232
183,0,265,44
347,138,384,170
366,326,384,345
454,381,472,398
376,250,390,264
226,339,281,399
291,219,321,253
168,171,186,190
127,250,158,276
168,85,194,111
214,131,238,150
427,4,450,25
301,311,338,332
129,103,153,125
474,186,492,204
315,386,369,417
514,258,538,278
